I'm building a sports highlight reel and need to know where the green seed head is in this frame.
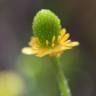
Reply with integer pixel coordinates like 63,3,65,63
32,9,61,47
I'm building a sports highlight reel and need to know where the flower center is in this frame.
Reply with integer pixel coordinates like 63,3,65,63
32,9,61,47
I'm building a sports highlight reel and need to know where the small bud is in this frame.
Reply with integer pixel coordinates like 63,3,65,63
32,9,61,47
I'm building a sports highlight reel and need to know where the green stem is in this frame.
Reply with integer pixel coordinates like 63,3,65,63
50,56,71,96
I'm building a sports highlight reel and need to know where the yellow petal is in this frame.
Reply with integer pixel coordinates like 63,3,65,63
36,49,50,57
60,28,66,36
65,41,79,47
22,47,35,55
29,37,39,47
60,39,71,45
63,33,70,41
71,42,80,46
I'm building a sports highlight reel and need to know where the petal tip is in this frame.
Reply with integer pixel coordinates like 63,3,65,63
21,47,33,55
72,41,80,47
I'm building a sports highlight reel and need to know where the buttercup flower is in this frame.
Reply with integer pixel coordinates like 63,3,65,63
22,9,79,57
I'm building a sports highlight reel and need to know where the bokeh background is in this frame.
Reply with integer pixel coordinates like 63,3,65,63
0,0,96,96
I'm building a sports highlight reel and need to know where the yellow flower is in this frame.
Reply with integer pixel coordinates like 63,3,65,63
22,28,79,57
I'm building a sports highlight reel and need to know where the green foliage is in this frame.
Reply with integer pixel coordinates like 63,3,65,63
32,9,61,47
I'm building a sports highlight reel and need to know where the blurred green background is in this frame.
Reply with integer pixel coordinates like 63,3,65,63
0,0,96,96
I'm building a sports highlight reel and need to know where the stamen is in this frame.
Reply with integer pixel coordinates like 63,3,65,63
58,35,61,41
52,42,55,48
46,40,49,46
52,36,55,43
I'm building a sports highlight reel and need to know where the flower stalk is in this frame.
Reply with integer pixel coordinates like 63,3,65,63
50,56,71,96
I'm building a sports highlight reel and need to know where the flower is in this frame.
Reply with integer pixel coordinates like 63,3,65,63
22,28,79,57
22,9,79,57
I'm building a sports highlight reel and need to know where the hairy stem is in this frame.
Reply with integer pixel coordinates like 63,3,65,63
50,56,71,96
